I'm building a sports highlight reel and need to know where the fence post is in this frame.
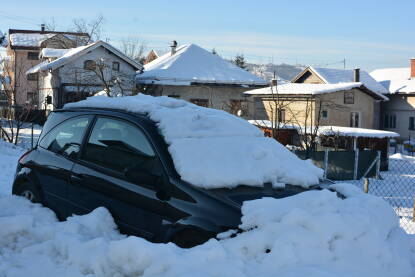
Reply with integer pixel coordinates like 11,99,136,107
376,151,381,179
363,178,369,193
323,149,329,179
31,123,34,149
353,149,359,180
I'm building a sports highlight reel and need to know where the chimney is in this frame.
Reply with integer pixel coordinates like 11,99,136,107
170,40,177,56
411,58,415,79
41,24,45,32
354,68,360,82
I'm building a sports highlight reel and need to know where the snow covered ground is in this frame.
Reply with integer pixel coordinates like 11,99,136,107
0,138,414,276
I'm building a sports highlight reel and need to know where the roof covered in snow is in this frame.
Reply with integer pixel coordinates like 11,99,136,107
40,48,71,58
65,95,323,188
7,29,89,48
292,66,389,95
26,41,142,74
370,67,415,94
249,120,399,138
136,44,267,86
244,82,388,101
317,126,399,138
9,33,55,47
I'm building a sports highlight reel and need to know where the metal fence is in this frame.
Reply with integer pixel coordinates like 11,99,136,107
344,157,415,234
295,150,379,180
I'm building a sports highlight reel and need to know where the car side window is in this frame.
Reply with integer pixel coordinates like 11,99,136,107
82,117,157,178
39,116,91,158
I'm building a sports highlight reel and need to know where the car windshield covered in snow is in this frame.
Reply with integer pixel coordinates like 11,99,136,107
65,94,323,189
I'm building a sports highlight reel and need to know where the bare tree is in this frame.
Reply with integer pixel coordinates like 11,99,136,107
63,57,136,101
257,82,348,151
120,36,147,63
70,14,105,44
0,54,36,145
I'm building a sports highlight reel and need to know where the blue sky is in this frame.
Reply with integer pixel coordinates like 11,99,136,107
1,0,414,71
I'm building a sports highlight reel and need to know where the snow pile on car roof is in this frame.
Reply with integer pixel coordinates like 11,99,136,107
0,184,414,276
65,94,323,188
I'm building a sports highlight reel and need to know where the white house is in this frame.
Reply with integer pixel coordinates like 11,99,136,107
26,40,142,110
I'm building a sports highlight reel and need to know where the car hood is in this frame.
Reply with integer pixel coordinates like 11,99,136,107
207,183,313,206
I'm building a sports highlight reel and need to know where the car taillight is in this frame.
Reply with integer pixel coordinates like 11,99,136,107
18,150,33,164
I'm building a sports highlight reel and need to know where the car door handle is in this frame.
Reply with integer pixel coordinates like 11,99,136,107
70,173,84,183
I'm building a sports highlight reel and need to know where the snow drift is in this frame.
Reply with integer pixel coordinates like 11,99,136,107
0,184,413,277
65,94,323,189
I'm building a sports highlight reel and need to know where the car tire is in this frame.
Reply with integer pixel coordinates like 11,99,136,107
14,182,43,204
171,228,212,248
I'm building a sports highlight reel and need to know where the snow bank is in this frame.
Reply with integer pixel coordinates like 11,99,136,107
0,185,414,277
65,95,323,188
0,140,25,196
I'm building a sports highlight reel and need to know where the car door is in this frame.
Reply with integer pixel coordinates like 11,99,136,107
34,115,92,219
67,116,171,241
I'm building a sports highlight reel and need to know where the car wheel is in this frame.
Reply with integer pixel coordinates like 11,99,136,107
15,182,42,204
171,228,213,248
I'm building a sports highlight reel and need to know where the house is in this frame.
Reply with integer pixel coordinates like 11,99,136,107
3,26,89,108
136,43,267,118
26,40,142,110
245,67,388,129
371,58,415,140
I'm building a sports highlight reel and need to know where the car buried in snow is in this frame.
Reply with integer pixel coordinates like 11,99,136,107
12,95,328,248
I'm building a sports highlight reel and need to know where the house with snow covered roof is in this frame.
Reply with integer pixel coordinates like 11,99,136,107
371,58,415,140
26,40,142,110
136,43,267,118
245,67,388,130
2,26,89,109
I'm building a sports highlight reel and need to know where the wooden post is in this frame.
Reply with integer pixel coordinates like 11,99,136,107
353,149,359,180
363,178,369,193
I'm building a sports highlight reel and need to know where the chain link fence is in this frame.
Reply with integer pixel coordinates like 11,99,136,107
342,156,415,234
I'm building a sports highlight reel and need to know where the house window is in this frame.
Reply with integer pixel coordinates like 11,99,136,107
84,60,96,70
277,109,285,123
229,99,246,116
409,117,415,131
27,72,38,81
27,52,39,60
191,99,209,107
27,92,36,105
384,113,396,129
321,110,328,119
350,112,360,127
112,61,120,71
344,91,354,104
